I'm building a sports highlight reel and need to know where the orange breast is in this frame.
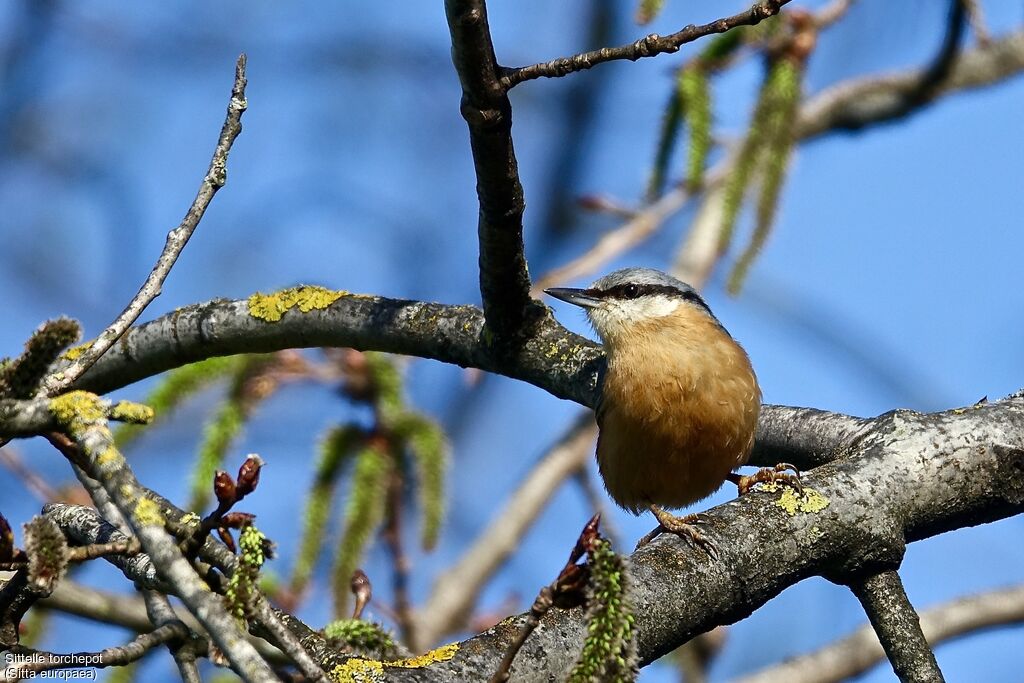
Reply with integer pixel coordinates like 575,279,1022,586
595,312,760,514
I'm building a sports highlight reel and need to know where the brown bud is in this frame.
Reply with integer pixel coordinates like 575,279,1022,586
350,568,372,620
569,513,601,565
220,512,256,529
553,563,590,609
213,470,237,506
235,454,264,498
216,527,237,553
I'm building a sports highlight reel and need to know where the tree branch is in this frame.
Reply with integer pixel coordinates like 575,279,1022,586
44,54,249,396
369,396,1024,680
445,0,533,341
736,584,1024,683
796,29,1024,139
848,570,944,682
502,0,790,87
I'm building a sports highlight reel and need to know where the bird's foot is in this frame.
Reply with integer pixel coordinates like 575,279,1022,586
728,462,802,496
636,505,719,559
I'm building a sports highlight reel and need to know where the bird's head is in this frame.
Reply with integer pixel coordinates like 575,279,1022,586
544,267,719,344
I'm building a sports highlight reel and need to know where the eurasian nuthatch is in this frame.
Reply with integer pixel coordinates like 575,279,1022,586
546,267,797,552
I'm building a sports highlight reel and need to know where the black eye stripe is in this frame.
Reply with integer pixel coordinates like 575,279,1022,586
591,283,711,312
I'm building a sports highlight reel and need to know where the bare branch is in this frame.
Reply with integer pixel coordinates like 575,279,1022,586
502,0,791,88
43,410,277,681
2,623,189,679
848,570,945,682
796,30,1024,139
376,396,1024,681
43,54,249,396
736,584,1024,683
445,0,533,341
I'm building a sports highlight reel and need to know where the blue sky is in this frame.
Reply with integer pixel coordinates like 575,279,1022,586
0,1,1021,681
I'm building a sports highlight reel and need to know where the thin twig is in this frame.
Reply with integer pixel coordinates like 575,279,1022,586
813,0,855,29
43,54,249,396
736,584,1024,683
66,538,141,562
0,446,58,501
848,570,945,682
489,514,599,683
2,622,189,679
961,0,991,46
142,590,202,683
502,0,791,88
383,470,416,646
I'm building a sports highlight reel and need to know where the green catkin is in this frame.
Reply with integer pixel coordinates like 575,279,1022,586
718,56,793,256
645,80,685,202
332,443,391,618
323,618,398,658
568,539,638,682
394,413,448,550
365,352,403,424
115,355,245,447
290,424,365,595
680,65,712,191
226,524,269,619
635,0,665,25
728,58,802,295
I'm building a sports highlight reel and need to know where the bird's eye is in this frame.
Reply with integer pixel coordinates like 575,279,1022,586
622,284,641,299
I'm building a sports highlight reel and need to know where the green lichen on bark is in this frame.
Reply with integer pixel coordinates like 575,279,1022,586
247,285,346,323
49,390,106,438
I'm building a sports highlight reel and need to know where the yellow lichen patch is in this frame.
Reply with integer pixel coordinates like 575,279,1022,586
247,285,346,323
772,485,829,515
331,659,385,683
49,391,106,436
108,401,155,425
96,446,121,467
133,498,165,527
61,341,94,361
389,643,459,668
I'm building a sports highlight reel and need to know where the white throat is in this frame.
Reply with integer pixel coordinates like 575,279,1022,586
585,295,681,341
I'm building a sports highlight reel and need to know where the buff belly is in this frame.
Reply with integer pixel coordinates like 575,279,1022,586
595,314,761,515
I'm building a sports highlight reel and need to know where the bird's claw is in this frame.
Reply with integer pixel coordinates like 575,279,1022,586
637,507,719,559
732,462,803,496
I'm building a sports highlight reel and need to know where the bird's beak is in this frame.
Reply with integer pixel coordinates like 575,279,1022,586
544,287,601,309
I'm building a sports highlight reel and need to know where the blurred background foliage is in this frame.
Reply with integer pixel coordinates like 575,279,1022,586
0,0,1022,681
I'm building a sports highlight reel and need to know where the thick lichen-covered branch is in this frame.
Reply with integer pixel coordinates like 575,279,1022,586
61,290,862,472
371,394,1024,681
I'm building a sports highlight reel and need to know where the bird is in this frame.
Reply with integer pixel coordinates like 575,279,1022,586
545,267,798,554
